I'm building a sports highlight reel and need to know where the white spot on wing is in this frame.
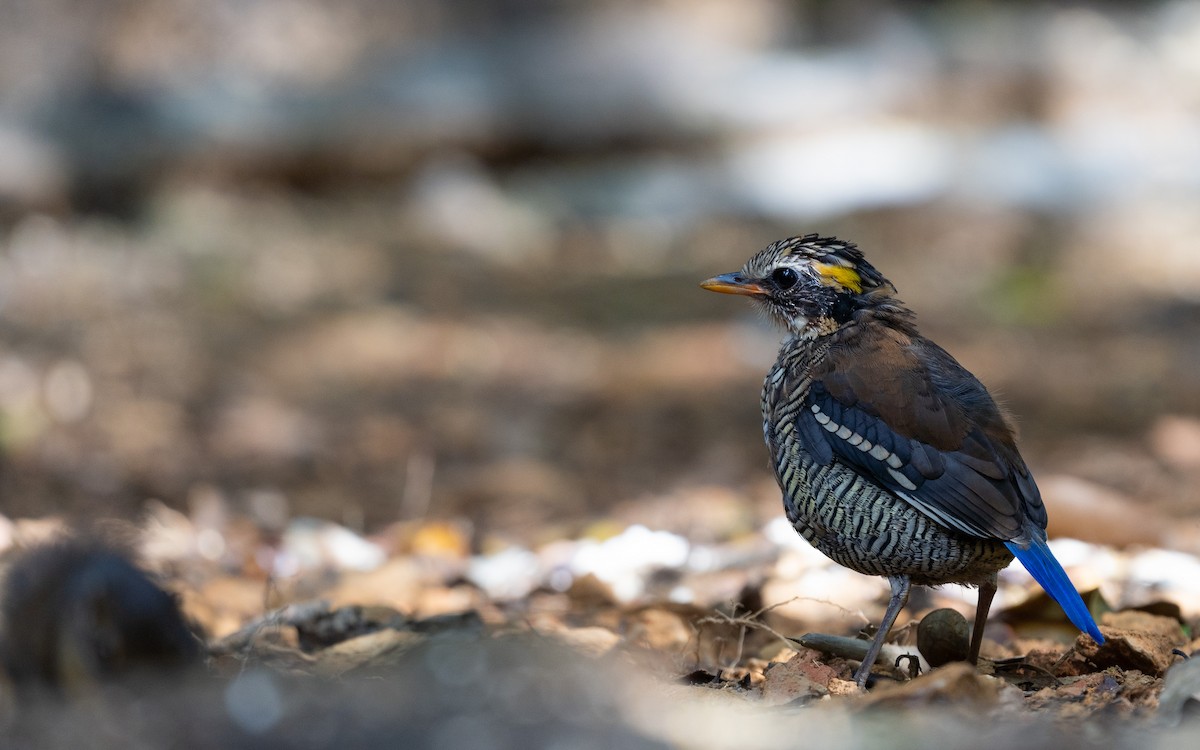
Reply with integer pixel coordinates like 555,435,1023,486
869,444,890,461
847,433,864,446
886,454,903,469
835,425,852,439
888,468,918,490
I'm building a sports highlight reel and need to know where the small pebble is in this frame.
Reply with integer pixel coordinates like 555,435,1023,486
918,608,970,667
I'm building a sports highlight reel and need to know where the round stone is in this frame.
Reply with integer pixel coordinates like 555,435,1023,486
917,607,971,667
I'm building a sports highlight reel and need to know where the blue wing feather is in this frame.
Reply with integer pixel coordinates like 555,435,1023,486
1005,538,1105,644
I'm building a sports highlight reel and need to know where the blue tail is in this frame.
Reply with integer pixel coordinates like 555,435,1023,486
1005,539,1105,644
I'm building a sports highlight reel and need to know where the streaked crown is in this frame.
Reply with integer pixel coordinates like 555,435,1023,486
743,235,893,297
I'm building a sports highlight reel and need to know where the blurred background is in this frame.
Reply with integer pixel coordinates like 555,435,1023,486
1,0,1199,565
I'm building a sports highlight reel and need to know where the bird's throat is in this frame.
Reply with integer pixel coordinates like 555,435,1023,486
787,314,841,340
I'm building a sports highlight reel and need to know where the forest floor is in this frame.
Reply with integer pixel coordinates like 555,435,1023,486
3,4,1200,743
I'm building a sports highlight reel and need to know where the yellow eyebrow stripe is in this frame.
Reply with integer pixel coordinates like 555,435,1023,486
812,262,863,294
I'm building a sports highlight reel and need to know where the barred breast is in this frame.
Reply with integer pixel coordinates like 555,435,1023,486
773,444,1012,586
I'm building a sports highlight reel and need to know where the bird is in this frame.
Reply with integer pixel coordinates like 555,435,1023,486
701,234,1104,687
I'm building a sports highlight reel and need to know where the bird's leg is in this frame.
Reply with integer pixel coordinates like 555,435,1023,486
968,574,998,665
853,575,910,688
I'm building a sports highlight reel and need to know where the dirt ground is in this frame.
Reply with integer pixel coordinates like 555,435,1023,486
2,1,1200,746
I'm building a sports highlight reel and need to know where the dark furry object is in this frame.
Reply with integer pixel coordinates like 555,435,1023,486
0,540,202,693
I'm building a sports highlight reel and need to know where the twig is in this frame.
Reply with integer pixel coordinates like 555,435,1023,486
211,599,332,668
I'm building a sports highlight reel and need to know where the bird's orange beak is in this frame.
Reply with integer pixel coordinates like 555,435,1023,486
701,272,767,297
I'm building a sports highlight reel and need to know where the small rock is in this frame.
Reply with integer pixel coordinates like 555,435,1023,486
1076,610,1187,676
860,662,1002,709
312,628,425,677
918,608,970,667
761,648,838,705
762,660,830,704
827,678,861,696
552,626,622,657
1039,670,1141,714
776,647,841,683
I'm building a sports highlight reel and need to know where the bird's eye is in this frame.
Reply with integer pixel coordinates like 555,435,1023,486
771,267,799,290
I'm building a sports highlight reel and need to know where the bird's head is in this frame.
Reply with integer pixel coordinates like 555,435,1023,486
701,235,895,337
